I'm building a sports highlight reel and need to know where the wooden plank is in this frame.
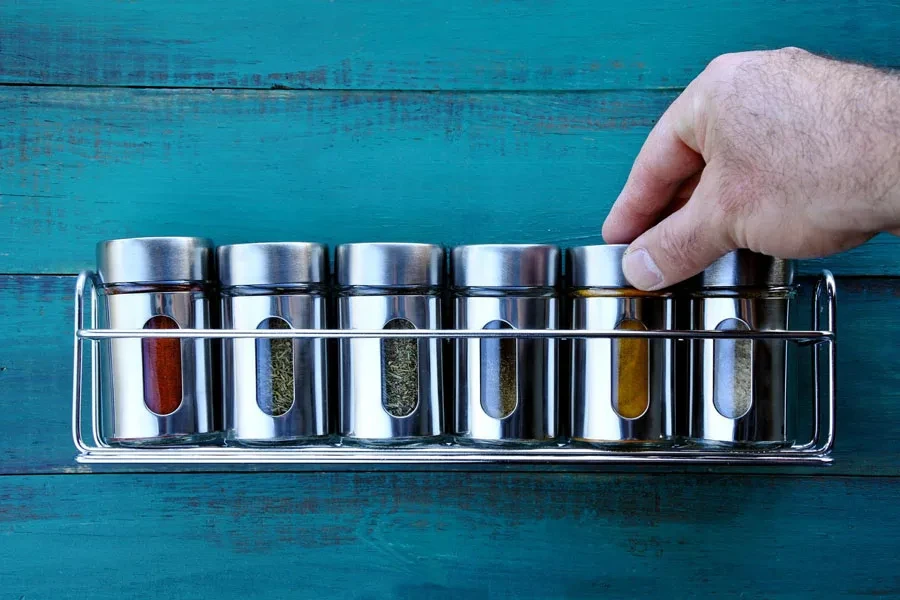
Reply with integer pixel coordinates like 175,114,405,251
2,0,899,90
1,472,898,598
0,274,898,475
1,86,898,276
0,276,74,472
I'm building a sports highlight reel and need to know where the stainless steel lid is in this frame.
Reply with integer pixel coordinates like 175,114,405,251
335,243,445,287
217,242,328,287
696,250,795,288
451,244,560,288
97,237,214,284
566,244,631,288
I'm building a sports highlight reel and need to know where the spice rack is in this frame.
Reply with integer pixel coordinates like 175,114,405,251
72,270,836,467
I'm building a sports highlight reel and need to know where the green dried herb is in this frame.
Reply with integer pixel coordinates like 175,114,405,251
256,317,294,416
382,319,419,417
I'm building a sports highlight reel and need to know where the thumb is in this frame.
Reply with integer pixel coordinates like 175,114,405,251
621,175,734,290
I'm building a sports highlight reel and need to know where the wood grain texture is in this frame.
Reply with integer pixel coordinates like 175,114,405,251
1,85,899,276
2,0,899,90
0,276,72,471
1,275,898,475
1,472,899,599
3,2,898,592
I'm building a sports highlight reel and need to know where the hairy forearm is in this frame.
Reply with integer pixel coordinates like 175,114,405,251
812,54,900,230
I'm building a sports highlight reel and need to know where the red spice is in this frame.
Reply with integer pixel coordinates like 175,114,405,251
142,315,183,415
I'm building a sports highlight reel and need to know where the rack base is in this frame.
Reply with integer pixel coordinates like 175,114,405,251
73,445,833,466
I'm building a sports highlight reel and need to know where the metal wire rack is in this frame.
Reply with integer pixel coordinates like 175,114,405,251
72,270,836,467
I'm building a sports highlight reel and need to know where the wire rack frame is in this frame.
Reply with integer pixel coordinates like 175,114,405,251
72,270,836,467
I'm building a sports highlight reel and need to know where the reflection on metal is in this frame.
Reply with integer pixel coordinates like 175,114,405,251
72,271,838,467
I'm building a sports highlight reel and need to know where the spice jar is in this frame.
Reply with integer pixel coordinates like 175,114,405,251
335,243,444,442
567,245,675,445
452,244,560,443
96,237,218,446
218,242,330,445
687,250,796,447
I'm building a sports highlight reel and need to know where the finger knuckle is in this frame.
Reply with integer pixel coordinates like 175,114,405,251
775,46,809,59
706,52,740,73
701,53,750,104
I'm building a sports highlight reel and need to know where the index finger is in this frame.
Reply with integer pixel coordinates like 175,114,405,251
602,82,707,244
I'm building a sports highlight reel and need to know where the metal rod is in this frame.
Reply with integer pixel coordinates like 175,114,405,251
88,275,107,448
71,272,90,455
810,276,824,450
78,327,833,342
802,276,824,451
820,271,837,454
72,447,831,465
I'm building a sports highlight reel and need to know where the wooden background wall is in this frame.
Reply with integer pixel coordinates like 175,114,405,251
2,2,899,597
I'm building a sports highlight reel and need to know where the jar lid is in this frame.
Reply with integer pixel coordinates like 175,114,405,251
451,244,560,288
566,244,632,288
96,237,214,285
694,250,795,288
217,242,328,287
335,243,445,287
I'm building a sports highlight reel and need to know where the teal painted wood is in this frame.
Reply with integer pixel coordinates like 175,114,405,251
0,274,897,475
2,1,899,90
1,472,898,598
1,86,899,276
2,2,897,594
0,276,72,471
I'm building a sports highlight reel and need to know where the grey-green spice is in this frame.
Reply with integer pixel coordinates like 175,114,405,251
713,318,754,419
382,319,419,417
480,320,517,419
256,317,294,416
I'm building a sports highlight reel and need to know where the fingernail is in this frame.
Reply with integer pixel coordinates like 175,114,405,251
623,248,664,290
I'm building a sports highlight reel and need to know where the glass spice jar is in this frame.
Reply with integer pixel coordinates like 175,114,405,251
96,237,218,446
451,244,560,443
687,250,796,447
567,245,675,446
218,242,330,445
335,243,444,443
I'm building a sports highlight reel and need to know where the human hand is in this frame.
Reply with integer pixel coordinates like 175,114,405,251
602,47,900,290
